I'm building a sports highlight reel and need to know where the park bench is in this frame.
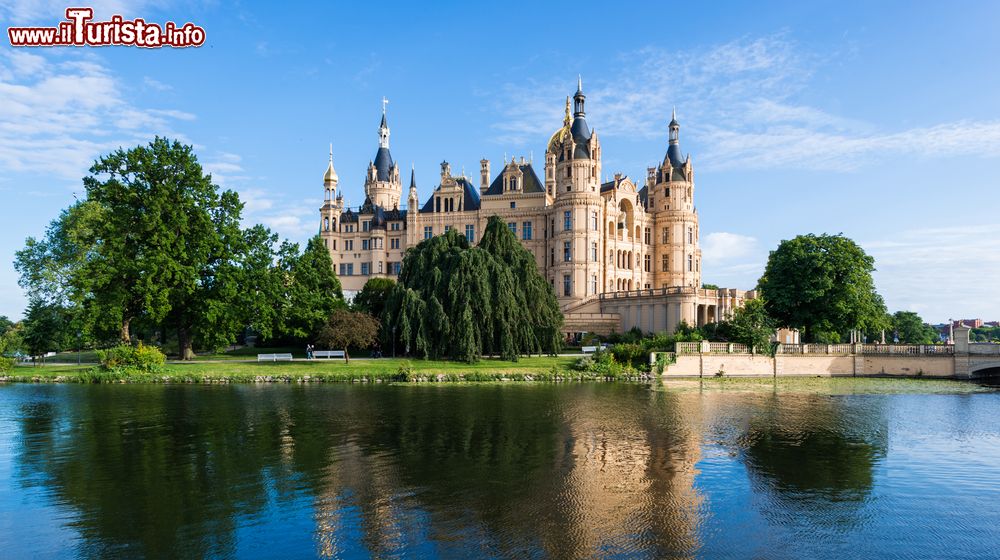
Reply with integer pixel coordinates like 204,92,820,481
581,346,598,354
257,353,293,362
313,350,347,361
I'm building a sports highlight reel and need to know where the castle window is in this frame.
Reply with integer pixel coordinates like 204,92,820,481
591,211,598,230
510,201,516,209
661,254,668,272
591,242,597,261
665,187,670,197
508,222,517,235
339,263,346,276
345,263,354,276
550,247,555,266
566,167,571,178
563,275,571,297
688,254,693,271
696,259,700,272
423,226,433,240
465,224,475,243
324,218,329,231
378,261,383,274
644,254,651,272
688,227,693,244
363,221,370,232
591,275,597,295
445,225,452,233
563,241,571,262
361,262,370,276
644,227,651,244
390,262,401,275
345,240,353,251
362,239,370,250
332,240,337,251
662,227,669,244
564,211,571,231
522,222,532,240
390,238,400,249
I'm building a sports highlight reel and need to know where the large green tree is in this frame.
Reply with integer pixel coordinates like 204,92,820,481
76,138,248,358
277,236,344,341
14,138,312,359
728,298,776,353
21,298,74,363
351,277,396,320
384,216,562,362
891,311,939,344
757,234,888,342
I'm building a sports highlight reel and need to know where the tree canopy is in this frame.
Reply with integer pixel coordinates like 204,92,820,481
891,311,940,344
352,278,396,320
15,138,345,357
384,216,562,362
757,234,888,342
315,309,380,361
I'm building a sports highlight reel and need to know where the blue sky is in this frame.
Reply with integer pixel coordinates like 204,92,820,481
1,0,998,323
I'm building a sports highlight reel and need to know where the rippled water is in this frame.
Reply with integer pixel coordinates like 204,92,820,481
1,380,999,559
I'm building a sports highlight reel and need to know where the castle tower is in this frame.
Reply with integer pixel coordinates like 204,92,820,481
649,109,701,289
365,99,402,208
545,77,605,306
319,144,343,257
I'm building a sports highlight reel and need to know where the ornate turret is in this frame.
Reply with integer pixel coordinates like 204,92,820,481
365,97,402,208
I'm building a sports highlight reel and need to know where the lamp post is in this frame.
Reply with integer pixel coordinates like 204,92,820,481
77,332,82,366
392,325,396,358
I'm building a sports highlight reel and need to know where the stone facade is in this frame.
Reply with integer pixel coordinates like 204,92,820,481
318,80,752,336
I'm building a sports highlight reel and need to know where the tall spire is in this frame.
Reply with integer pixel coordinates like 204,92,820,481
564,96,572,126
573,76,586,117
324,142,338,184
378,96,390,149
669,107,680,145
409,165,417,189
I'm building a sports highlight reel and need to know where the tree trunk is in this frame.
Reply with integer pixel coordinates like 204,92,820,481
178,327,195,361
344,348,349,364
120,318,132,345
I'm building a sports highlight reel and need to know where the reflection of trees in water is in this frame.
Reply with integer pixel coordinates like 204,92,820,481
14,384,709,559
738,394,889,526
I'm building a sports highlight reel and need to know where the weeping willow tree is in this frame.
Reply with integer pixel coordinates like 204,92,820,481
384,216,562,362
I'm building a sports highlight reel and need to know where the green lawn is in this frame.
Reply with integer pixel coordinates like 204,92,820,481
3,356,585,383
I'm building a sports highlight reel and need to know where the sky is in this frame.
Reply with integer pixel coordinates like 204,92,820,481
0,0,998,324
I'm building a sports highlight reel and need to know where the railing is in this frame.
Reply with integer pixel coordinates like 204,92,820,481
969,343,1000,355
598,287,755,300
676,342,701,354
676,343,956,356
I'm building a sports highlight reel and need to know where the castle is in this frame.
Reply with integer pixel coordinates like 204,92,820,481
319,80,753,337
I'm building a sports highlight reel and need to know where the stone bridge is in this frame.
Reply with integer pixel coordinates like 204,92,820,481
662,324,999,379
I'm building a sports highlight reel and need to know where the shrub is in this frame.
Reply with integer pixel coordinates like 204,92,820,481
97,342,166,372
611,342,646,369
0,357,14,373
572,355,594,372
393,361,414,382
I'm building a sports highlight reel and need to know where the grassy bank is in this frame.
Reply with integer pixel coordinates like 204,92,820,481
0,356,649,384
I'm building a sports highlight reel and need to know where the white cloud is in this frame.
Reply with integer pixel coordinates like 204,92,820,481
702,232,758,264
0,49,193,180
865,224,1000,322
488,34,1000,172
700,232,763,290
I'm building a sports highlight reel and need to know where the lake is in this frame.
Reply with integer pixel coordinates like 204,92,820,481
1,379,999,559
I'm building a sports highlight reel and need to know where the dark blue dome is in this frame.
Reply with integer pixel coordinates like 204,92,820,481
666,144,684,167
373,147,393,181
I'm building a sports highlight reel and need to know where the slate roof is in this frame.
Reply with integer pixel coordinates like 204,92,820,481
482,163,544,196
340,198,407,228
419,177,482,213
373,147,394,181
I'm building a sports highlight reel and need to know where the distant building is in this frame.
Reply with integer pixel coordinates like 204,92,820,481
953,319,983,328
318,80,752,335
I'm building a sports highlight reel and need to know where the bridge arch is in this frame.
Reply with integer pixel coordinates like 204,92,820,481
970,362,1000,378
